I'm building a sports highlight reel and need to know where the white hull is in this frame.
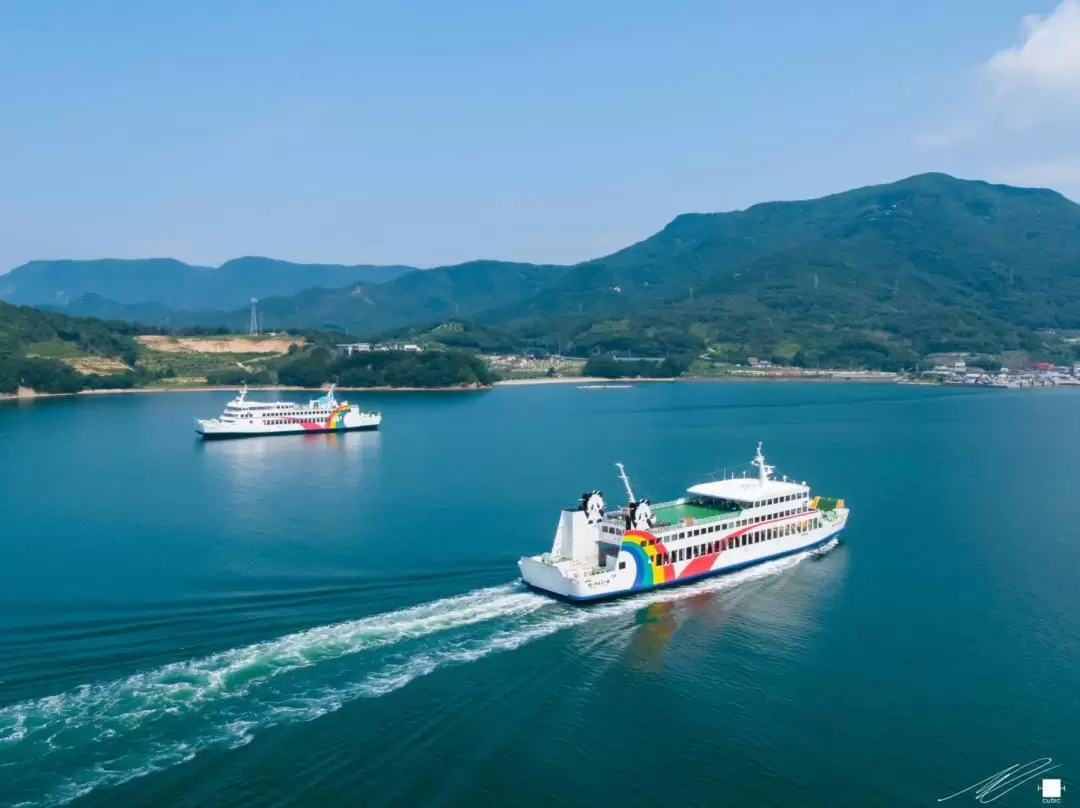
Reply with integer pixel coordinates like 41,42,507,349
196,411,381,438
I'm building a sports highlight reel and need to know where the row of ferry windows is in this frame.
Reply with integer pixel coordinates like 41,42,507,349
703,492,808,511
752,492,807,508
649,518,821,565
602,505,809,538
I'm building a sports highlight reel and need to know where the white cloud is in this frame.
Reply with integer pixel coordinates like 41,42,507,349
917,0,1080,148
914,1,1080,200
985,0,1080,105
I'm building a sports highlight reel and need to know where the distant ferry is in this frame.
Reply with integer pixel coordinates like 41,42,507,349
519,443,847,601
195,385,381,439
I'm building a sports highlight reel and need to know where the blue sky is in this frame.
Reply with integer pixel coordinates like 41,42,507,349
1,0,1077,270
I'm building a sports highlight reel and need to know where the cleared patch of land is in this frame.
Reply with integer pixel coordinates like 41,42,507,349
65,356,133,375
136,335,303,354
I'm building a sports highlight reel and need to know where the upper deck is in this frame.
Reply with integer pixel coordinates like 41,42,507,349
686,476,808,503
598,442,813,538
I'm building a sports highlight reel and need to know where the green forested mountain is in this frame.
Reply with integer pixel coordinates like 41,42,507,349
11,174,1080,369
0,301,150,393
1,256,416,311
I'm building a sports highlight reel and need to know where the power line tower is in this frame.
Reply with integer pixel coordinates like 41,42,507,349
249,298,260,336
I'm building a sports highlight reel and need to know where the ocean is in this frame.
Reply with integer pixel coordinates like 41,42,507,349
1,382,1077,807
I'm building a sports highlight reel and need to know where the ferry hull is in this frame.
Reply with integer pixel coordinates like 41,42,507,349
522,529,842,603
519,444,849,604
196,423,380,440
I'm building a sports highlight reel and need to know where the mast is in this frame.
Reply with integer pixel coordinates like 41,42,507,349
615,463,636,503
751,441,774,486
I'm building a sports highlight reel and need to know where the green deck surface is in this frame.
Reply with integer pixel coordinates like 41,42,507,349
652,501,738,525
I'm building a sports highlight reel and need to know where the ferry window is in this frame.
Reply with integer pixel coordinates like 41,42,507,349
619,561,626,570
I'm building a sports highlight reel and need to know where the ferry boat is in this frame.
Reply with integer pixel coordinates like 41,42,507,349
519,443,847,601
195,385,381,439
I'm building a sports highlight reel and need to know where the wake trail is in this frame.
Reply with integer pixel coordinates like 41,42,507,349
0,548,820,808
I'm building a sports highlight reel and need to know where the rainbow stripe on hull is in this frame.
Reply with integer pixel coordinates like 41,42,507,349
538,529,843,603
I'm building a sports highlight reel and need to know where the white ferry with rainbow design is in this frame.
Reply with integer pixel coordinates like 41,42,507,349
195,385,381,439
519,443,847,601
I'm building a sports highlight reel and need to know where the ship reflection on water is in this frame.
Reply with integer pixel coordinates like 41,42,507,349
622,542,847,671
196,428,382,460
625,590,727,671
196,430,383,499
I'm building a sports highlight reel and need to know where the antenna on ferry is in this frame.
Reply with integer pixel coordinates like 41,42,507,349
615,463,636,503
238,384,247,401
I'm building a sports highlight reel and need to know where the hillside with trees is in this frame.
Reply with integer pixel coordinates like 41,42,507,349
275,347,497,389
0,302,151,393
8,174,1080,371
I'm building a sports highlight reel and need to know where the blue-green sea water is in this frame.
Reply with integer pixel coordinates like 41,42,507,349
1,382,1078,807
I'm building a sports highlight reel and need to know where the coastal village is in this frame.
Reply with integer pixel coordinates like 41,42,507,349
485,350,1080,388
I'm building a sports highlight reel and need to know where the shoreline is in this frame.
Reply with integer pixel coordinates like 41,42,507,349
1,373,907,402
0,383,494,401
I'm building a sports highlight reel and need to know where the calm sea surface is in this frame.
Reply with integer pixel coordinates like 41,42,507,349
1,382,1078,807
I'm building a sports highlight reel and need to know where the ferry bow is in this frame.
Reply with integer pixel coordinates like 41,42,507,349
518,443,848,602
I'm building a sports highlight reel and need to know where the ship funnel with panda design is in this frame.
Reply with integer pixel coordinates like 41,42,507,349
517,443,848,602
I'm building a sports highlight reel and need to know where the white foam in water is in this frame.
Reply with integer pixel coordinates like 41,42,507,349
0,550,817,807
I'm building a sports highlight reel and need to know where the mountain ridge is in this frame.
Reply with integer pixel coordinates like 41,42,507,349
0,256,418,311
13,173,1080,369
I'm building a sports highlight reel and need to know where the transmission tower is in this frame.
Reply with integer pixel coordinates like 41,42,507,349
249,298,260,336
